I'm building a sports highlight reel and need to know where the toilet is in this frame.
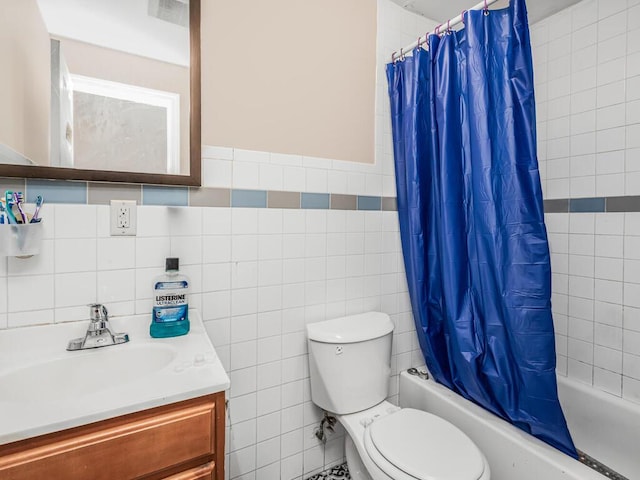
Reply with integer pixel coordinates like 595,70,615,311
307,312,491,480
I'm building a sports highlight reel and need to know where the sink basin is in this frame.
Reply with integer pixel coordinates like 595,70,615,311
0,310,230,445
0,344,176,403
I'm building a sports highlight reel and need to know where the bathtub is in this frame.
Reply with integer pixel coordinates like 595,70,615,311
558,375,639,479
399,371,638,480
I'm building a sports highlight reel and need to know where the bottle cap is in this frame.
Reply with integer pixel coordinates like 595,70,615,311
166,257,179,271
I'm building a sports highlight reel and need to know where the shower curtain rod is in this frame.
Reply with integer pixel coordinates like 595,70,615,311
391,0,500,62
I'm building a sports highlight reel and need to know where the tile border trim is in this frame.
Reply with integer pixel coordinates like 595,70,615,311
4,178,398,211
544,196,640,213
12,178,640,213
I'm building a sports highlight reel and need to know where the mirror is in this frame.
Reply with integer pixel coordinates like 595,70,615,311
0,0,200,186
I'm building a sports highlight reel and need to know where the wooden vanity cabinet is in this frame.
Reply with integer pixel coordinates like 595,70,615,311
0,392,225,480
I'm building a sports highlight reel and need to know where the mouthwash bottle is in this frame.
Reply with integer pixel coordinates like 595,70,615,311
150,258,190,338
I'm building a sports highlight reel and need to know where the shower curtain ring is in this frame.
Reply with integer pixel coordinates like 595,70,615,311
461,10,466,24
484,0,490,15
400,47,405,60
435,24,442,36
447,19,451,33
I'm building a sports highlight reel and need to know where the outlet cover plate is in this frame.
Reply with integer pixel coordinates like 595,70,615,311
110,200,137,236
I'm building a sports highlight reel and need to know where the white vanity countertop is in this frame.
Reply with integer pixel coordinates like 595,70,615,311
0,310,229,445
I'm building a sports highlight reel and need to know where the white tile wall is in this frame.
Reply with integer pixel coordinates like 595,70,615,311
534,0,640,199
201,145,394,197
548,211,640,403
0,203,418,479
375,0,437,185
536,0,640,405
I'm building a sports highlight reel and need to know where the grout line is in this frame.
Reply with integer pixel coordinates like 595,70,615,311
622,210,626,399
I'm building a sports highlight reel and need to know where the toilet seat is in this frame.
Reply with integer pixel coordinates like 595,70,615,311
363,408,485,480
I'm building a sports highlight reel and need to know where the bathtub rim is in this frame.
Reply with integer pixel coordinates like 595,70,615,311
398,370,602,480
556,373,640,419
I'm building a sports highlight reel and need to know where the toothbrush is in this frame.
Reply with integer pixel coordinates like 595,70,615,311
31,196,44,223
13,192,27,224
4,191,17,224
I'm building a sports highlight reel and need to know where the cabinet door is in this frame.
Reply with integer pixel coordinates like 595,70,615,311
0,395,220,480
164,462,215,480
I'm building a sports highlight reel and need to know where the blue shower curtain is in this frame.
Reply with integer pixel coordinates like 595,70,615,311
386,0,577,457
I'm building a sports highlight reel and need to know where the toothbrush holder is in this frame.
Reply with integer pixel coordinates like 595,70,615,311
0,222,44,258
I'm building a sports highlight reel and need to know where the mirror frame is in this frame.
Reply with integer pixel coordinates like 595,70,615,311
0,0,201,186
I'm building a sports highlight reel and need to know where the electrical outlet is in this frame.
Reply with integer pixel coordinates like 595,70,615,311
110,200,137,236
117,206,130,228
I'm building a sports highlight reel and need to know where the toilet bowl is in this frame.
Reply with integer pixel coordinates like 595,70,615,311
307,312,491,480
338,401,490,480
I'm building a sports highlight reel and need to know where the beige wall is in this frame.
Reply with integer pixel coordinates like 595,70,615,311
60,38,190,174
201,0,377,164
0,0,50,165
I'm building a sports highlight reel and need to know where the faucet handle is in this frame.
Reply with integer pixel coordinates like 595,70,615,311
89,303,108,322
67,303,128,350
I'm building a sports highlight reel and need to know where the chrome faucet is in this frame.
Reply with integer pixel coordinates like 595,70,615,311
67,304,130,351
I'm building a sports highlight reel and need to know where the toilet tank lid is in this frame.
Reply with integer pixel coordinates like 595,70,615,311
307,312,394,344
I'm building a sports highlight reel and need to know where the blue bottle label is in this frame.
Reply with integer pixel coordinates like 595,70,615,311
153,305,188,323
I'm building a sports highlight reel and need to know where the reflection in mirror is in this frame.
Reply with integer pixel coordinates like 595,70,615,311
0,0,190,176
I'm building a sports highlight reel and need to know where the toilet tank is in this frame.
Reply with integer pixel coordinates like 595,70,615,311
307,312,394,415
